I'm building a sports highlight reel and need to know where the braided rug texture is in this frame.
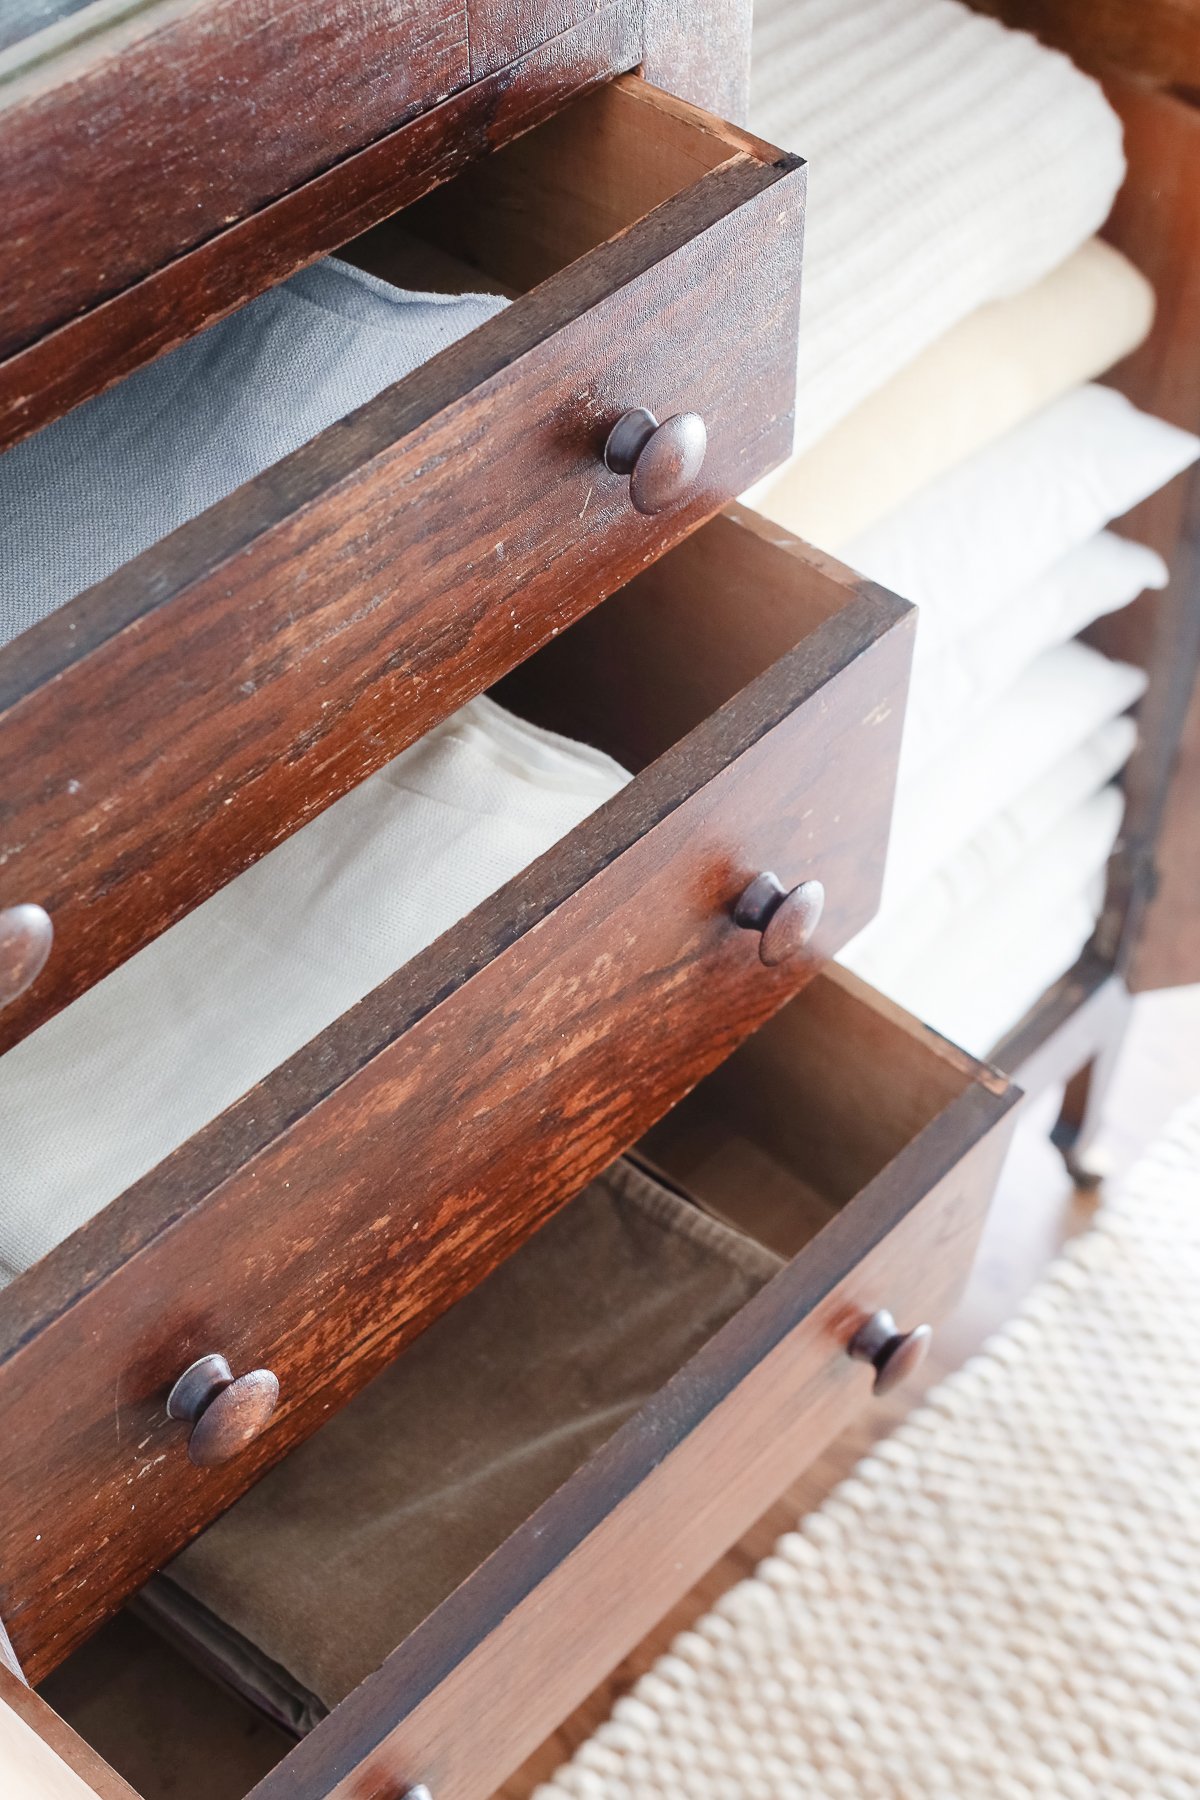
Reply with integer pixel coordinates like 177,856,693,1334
536,1095,1200,1800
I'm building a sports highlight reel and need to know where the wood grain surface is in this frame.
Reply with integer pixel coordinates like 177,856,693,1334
245,973,1016,1800
0,88,804,1054
0,0,470,364
0,530,908,1683
1090,75,1200,991
0,8,639,454
0,1666,137,1800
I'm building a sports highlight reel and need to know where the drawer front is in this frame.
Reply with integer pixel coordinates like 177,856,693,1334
0,80,804,1053
245,972,1020,1800
3,0,472,364
0,527,908,1680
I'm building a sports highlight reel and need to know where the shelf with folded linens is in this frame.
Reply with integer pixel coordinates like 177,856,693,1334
743,0,1200,1067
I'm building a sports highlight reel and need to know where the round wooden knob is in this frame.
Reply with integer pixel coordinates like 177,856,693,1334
603,408,707,515
167,1354,279,1469
0,904,53,1008
733,873,825,967
847,1310,932,1396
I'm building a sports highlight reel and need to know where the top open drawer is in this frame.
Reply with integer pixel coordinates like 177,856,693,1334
0,75,804,1053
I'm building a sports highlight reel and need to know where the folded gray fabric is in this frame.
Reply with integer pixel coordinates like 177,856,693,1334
138,1159,781,1735
0,257,508,645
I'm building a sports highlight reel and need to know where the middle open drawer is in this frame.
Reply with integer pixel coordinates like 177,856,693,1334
0,507,912,1682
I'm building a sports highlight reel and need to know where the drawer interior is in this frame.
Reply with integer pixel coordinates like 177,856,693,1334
38,970,1016,1800
346,74,764,297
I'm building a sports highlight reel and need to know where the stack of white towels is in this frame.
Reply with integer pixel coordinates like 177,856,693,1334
747,0,1200,1055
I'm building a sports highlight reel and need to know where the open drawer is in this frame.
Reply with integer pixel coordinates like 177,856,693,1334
0,508,911,1681
26,968,1018,1800
0,74,805,1051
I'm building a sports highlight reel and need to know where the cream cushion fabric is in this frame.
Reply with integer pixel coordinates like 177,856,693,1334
0,698,628,1282
749,240,1155,547
750,0,1126,452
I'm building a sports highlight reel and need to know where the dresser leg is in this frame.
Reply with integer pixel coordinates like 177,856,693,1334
1049,1004,1131,1189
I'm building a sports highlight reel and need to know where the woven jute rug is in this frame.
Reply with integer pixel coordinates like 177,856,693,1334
536,1096,1200,1800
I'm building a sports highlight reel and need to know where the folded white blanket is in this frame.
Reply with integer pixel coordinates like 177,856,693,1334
880,640,1146,917
0,258,508,645
877,785,1124,1055
0,697,629,1281
749,238,1155,548
750,0,1125,452
842,385,1200,659
844,713,1137,984
901,532,1166,777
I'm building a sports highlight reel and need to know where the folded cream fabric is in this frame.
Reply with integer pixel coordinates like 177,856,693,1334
0,697,629,1282
878,640,1146,918
877,785,1125,1055
750,0,1125,452
841,385,1200,658
749,240,1155,547
0,257,509,645
139,1159,782,1733
900,531,1166,777
844,713,1137,985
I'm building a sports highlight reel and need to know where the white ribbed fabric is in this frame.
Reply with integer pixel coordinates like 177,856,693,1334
841,385,1199,661
538,1090,1200,1800
750,0,1126,453
749,237,1156,548
0,257,508,644
901,531,1166,777
879,782,1125,1054
845,712,1136,984
880,639,1145,919
0,697,628,1282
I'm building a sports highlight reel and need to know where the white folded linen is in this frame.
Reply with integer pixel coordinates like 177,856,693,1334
749,238,1156,548
0,258,509,646
873,785,1125,1055
900,532,1166,777
750,0,1125,452
0,697,629,1282
844,713,1137,984
841,385,1200,658
880,640,1146,917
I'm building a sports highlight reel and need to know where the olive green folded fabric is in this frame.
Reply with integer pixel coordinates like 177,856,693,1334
138,1160,781,1734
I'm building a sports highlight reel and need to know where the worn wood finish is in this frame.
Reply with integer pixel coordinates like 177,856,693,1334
1086,74,1200,992
245,970,1017,1800
0,83,805,1053
0,1667,137,1800
970,0,1200,90
641,0,754,124
0,9,640,454
0,518,908,1682
0,0,471,365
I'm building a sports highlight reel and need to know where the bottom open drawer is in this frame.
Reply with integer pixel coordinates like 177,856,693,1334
23,967,1017,1800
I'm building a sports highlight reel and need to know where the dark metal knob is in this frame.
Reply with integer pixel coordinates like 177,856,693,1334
733,873,825,967
847,1311,932,1396
167,1354,280,1469
603,407,707,515
0,904,53,1008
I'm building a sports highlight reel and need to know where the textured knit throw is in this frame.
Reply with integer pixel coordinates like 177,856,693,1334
749,0,1125,452
537,1095,1200,1799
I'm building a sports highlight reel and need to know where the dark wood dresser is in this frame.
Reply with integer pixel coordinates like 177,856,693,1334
0,1,1193,1795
